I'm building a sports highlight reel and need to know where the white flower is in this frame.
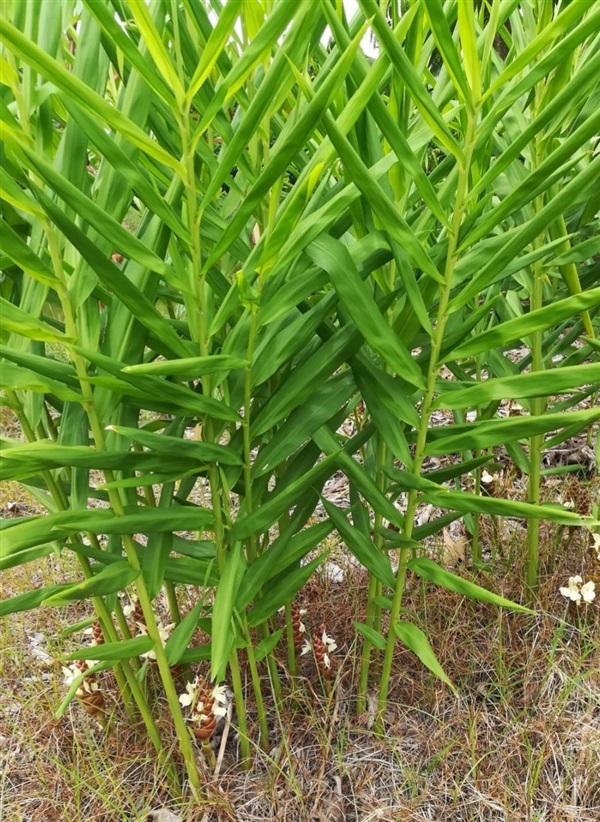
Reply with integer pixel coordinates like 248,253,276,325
322,631,337,654
179,679,230,719
178,680,197,708
211,684,230,718
301,639,312,656
559,576,596,605
481,470,494,484
592,533,600,561
298,621,306,634
137,621,174,659
563,500,575,509
121,593,139,618
560,575,583,602
581,581,596,604
62,663,80,687
62,663,98,696
322,653,331,669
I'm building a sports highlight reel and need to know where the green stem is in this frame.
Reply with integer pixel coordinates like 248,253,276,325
527,274,544,598
165,581,182,624
358,436,386,714
242,617,269,749
526,129,547,601
243,308,259,562
284,602,297,677
45,226,199,796
8,393,140,715
357,572,379,714
471,350,483,565
376,115,477,728
228,648,252,768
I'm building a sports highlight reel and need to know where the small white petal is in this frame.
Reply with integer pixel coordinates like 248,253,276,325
211,685,228,705
560,585,581,602
581,581,596,603
62,665,79,685
179,693,193,707
299,622,306,633
481,470,494,484
213,704,227,718
323,653,331,669
301,639,312,656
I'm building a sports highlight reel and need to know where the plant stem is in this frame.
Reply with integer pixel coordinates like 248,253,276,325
526,127,547,601
8,393,140,714
45,225,200,797
228,648,252,768
242,616,270,749
284,602,297,677
179,110,251,772
357,436,386,713
376,115,477,728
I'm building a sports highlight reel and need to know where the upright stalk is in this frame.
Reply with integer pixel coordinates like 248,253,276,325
179,110,251,765
376,114,477,726
527,249,544,598
45,225,201,796
357,436,387,714
526,71,549,600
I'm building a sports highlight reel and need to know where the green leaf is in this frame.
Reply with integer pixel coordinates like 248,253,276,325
122,355,248,379
354,621,387,650
407,558,534,614
306,235,425,389
386,465,595,528
0,543,54,572
434,364,600,409
0,360,82,402
323,499,396,589
230,452,339,542
247,554,324,627
425,408,600,455
393,621,457,693
0,298,70,342
0,220,57,286
67,636,155,661
42,561,140,605
446,288,600,360
165,602,203,666
211,543,246,682
107,425,243,465
0,16,184,173
425,0,472,104
0,583,73,616
254,628,285,662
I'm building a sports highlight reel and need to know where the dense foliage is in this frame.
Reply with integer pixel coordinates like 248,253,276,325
1,0,599,795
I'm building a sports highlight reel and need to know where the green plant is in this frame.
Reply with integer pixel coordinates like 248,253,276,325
1,0,599,796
